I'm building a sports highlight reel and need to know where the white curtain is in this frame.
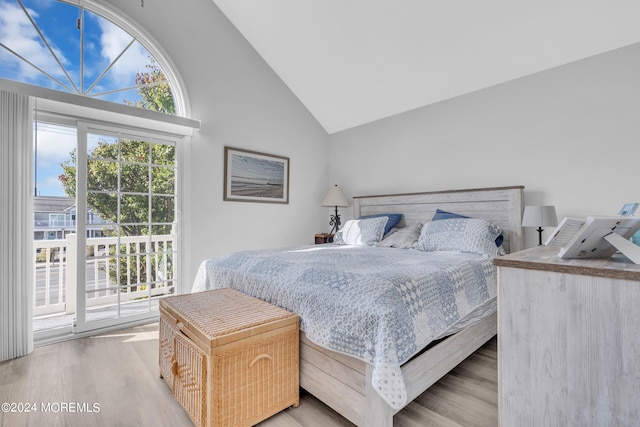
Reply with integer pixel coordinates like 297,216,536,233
0,90,33,360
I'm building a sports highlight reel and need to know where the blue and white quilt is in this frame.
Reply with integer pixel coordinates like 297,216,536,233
191,244,497,409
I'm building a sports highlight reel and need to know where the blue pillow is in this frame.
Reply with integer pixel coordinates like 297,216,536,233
432,209,504,247
359,213,402,235
432,209,470,221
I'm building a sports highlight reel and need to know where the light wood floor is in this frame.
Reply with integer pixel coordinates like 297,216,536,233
0,323,497,427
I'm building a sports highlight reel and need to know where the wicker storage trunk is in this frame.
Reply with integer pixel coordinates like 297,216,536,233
159,288,300,427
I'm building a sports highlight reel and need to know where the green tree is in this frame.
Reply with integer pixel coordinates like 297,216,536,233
59,59,175,290
124,58,175,114
59,140,175,236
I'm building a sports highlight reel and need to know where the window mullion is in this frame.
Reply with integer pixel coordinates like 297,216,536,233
74,122,89,329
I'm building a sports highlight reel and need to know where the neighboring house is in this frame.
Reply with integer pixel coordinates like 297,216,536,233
33,196,113,241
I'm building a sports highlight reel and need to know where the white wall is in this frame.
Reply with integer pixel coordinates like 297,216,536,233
328,43,640,248
103,0,330,289
98,1,640,273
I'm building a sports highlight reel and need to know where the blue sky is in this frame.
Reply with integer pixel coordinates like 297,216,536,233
0,0,152,103
34,122,76,197
0,0,159,197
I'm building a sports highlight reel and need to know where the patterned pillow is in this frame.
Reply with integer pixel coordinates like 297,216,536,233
333,216,389,246
415,218,503,256
432,209,503,247
359,213,403,235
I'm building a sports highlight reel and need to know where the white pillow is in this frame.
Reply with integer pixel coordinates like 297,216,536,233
376,224,422,249
333,216,389,246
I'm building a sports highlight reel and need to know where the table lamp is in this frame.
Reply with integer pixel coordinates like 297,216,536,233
321,185,350,235
522,205,558,246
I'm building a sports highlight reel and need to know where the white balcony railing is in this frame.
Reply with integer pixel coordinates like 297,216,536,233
34,217,111,228
34,234,174,317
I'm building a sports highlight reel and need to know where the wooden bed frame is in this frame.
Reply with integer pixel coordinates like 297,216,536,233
299,186,525,427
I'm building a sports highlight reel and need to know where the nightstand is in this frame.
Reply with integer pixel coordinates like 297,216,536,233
314,233,334,244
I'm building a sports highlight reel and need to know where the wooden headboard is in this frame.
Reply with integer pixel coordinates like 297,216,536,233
353,186,525,253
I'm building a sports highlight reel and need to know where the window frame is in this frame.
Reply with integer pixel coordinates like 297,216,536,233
0,0,192,119
31,106,185,343
74,120,181,333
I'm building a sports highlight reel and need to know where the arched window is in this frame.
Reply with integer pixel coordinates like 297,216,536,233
0,0,185,115
0,0,197,342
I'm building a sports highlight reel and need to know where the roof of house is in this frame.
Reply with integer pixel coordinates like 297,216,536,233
34,196,75,213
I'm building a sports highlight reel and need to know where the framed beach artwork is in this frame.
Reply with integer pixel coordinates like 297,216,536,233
224,146,290,204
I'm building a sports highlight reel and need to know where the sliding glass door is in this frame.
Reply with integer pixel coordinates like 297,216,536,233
33,120,78,335
74,123,178,332
32,116,180,340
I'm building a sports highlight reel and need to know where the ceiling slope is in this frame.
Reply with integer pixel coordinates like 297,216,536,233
212,0,640,134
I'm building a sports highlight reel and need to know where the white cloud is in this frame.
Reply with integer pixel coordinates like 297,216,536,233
96,15,149,87
0,1,70,83
34,123,76,197
1,0,158,100
35,123,76,168
41,173,64,189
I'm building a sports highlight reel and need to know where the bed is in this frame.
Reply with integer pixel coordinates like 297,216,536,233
192,186,524,426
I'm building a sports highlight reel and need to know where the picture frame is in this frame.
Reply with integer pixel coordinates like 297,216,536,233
618,203,639,216
558,215,640,260
223,146,289,204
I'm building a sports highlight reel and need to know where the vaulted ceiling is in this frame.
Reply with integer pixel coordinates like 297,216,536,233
211,1,640,134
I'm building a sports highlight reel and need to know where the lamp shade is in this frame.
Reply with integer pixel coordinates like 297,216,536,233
522,205,558,228
321,185,350,207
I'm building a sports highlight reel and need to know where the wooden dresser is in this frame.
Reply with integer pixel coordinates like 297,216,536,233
494,246,640,426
